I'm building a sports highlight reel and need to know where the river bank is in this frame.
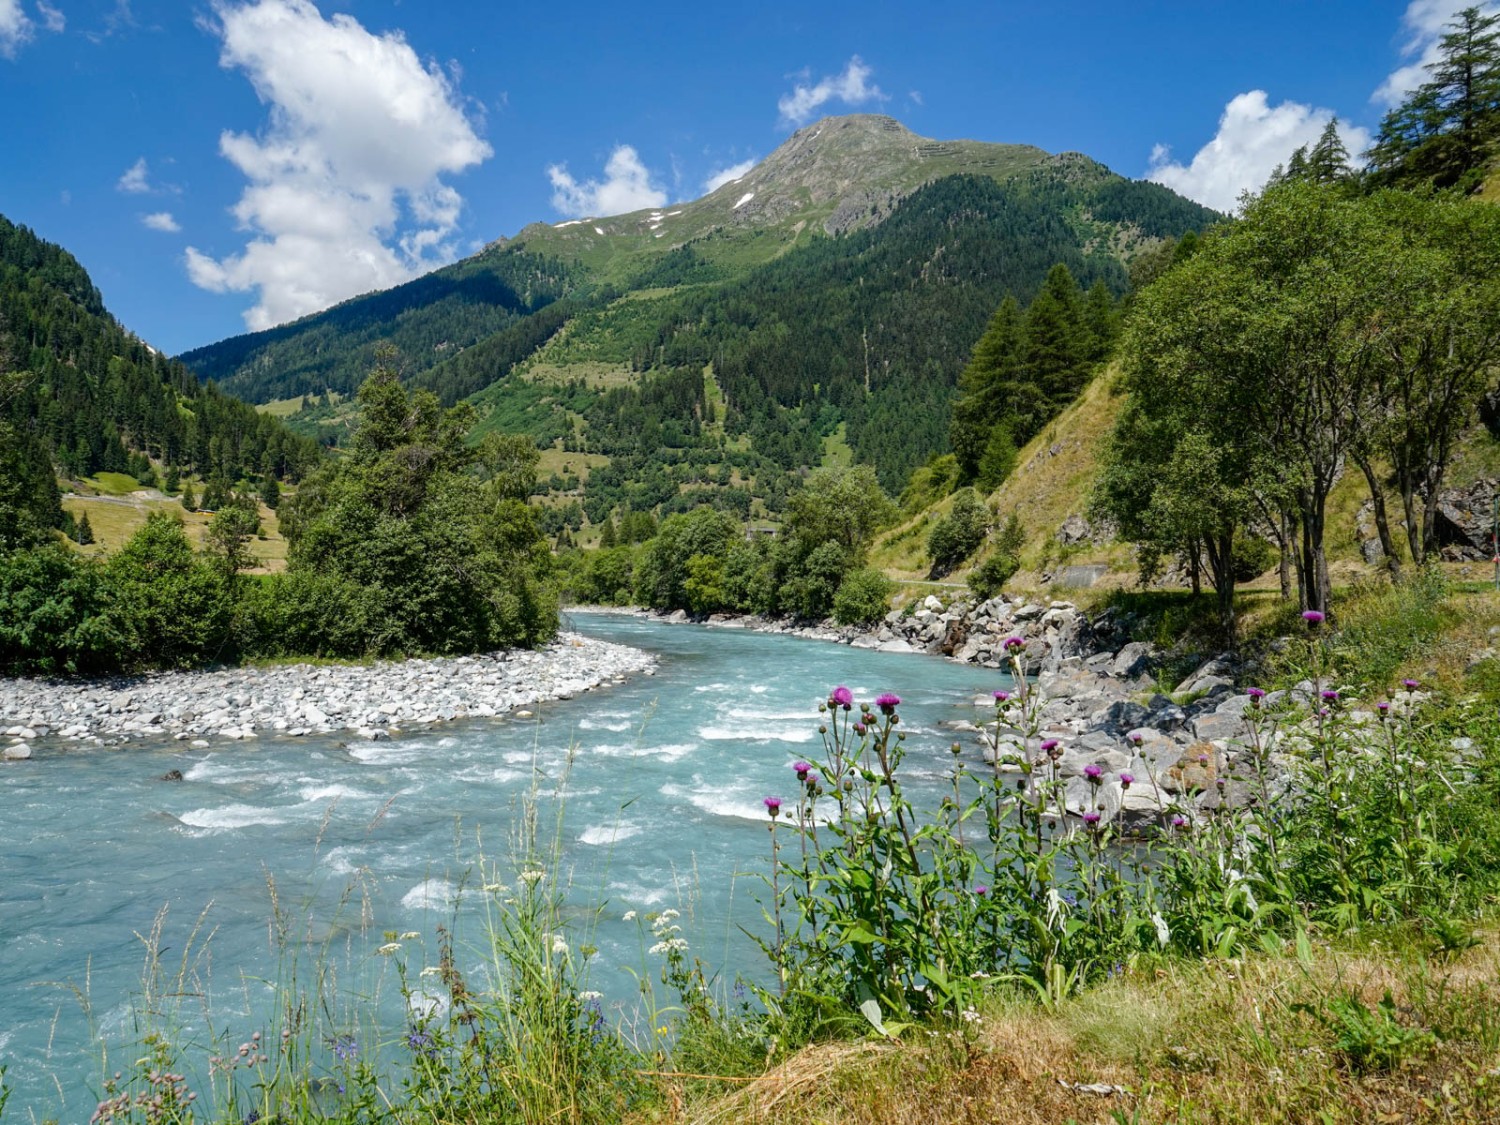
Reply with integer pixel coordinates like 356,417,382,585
0,632,656,757
576,597,1422,823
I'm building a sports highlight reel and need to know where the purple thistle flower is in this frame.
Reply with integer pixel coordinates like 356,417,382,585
763,796,782,816
974,885,988,896
1402,678,1420,690
1129,732,1144,746
792,761,812,778
1302,610,1325,624
993,690,1010,702
831,685,853,708
1084,763,1103,783
875,693,901,715
1082,811,1102,825
1321,689,1339,702
853,722,866,737
1377,701,1391,717
1171,815,1188,829
1003,636,1026,651
1040,738,1060,752
1119,772,1134,789
1247,686,1266,701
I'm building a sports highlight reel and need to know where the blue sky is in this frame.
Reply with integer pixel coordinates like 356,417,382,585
0,0,1483,355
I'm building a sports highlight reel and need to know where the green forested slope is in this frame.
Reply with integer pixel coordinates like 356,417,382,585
0,214,320,543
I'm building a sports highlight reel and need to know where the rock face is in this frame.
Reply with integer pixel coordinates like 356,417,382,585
1434,478,1498,561
0,634,656,751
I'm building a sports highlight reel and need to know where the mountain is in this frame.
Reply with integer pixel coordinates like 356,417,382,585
0,213,321,543
179,114,1220,498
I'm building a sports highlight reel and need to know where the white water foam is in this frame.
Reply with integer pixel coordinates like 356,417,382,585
578,822,643,846
178,803,288,829
401,879,457,911
697,723,815,744
577,718,632,732
298,783,366,803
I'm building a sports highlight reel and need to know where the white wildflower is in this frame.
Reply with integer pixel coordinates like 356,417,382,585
376,942,401,956
519,869,546,884
399,931,421,941
961,1008,981,1024
420,966,443,978
1152,912,1170,948
579,991,602,1002
483,883,510,894
551,935,569,955
648,937,689,956
622,910,637,922
659,908,680,921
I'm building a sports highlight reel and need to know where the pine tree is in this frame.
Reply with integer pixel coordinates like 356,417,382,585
949,295,1026,479
1368,6,1500,190
599,517,617,548
180,481,197,512
1024,263,1090,408
1306,120,1352,183
75,511,94,545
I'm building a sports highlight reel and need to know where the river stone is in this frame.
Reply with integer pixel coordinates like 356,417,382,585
1162,746,1218,794
3,742,33,760
1192,710,1249,745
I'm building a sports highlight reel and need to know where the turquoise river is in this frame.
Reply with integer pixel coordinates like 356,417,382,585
0,613,1011,1120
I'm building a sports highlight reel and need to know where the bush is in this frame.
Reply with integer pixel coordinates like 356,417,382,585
0,544,121,674
832,568,893,625
968,551,1019,600
1232,532,1278,582
927,488,990,577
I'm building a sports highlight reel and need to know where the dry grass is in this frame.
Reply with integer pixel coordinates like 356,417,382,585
62,493,289,573
653,929,1500,1125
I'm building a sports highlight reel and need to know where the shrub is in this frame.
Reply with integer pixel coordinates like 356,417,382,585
968,551,1019,600
927,488,990,576
832,568,893,625
1232,532,1277,582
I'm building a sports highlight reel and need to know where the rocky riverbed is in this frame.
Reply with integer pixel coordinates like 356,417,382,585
615,596,1442,824
0,633,656,759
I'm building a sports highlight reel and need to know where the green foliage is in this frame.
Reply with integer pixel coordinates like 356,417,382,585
950,265,1121,486
926,487,989,576
0,213,319,491
1296,992,1435,1075
74,511,94,545
285,369,557,655
831,567,893,625
897,453,959,514
1231,533,1277,583
1367,6,1500,192
0,543,120,673
968,550,1020,601
179,244,581,402
632,507,739,612
103,513,234,669
205,492,261,573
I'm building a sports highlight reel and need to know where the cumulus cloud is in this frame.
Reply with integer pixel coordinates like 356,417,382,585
703,157,757,194
1146,91,1370,213
547,145,667,218
142,211,181,232
36,0,62,32
1375,1,1500,106
0,0,34,56
186,0,491,332
777,56,886,126
117,157,152,193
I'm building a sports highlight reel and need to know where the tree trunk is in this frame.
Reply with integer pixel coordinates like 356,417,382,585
1400,482,1424,567
1204,529,1238,643
1354,454,1401,580
1189,541,1201,597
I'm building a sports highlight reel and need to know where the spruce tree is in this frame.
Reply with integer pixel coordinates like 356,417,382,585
1368,5,1500,190
180,481,197,512
949,295,1026,480
76,511,94,545
1024,263,1090,409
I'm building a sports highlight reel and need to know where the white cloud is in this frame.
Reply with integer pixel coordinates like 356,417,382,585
142,211,181,232
1146,91,1370,213
186,0,491,332
0,0,34,56
908,89,924,107
117,157,152,193
703,157,757,194
547,145,666,218
36,1,63,32
777,55,887,127
1374,1,1500,106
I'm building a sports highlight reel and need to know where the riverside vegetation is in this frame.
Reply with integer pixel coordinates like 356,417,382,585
13,575,1500,1125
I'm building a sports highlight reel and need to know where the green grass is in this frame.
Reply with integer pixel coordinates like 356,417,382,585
81,471,148,496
